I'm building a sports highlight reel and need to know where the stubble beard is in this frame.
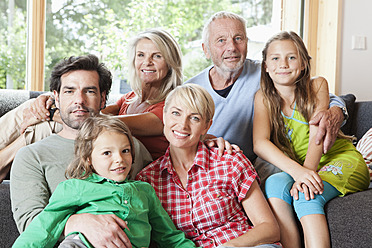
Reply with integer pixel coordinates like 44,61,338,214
60,106,98,130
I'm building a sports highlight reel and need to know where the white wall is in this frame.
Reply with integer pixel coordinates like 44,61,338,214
339,0,372,101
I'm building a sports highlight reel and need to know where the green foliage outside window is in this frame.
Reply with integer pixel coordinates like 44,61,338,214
0,0,273,91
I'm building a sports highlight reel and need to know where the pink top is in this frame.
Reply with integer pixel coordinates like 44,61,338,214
116,91,168,160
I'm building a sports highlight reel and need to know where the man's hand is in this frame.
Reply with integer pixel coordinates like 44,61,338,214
19,94,55,133
309,106,344,153
204,135,241,156
65,213,132,248
20,110,41,133
31,94,54,121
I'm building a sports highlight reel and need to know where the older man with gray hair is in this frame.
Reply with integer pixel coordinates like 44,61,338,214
186,11,348,188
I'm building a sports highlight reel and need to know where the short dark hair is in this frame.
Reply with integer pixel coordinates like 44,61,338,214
49,54,112,98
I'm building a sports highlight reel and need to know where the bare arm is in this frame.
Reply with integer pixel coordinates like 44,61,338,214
291,77,329,200
222,180,280,246
20,94,55,133
101,103,120,116
309,92,344,153
304,77,329,170
101,103,164,136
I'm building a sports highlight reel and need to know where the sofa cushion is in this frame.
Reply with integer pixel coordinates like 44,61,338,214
325,189,372,247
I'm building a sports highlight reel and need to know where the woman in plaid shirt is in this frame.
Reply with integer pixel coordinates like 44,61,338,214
137,84,281,248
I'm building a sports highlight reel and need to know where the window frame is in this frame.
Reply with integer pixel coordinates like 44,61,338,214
27,0,45,91
282,0,342,94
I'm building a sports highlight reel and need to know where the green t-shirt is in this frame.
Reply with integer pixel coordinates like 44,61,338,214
13,173,195,248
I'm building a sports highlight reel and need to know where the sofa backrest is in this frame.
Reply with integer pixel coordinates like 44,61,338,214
340,94,372,141
0,90,43,118
351,101,372,141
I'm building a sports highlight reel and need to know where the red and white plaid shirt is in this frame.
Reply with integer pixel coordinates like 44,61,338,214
136,142,258,247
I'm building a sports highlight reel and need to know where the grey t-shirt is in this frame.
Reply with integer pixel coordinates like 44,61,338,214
10,134,74,233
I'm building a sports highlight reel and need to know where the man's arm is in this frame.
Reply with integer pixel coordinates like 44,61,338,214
10,147,51,233
64,212,132,247
309,93,346,153
20,94,55,133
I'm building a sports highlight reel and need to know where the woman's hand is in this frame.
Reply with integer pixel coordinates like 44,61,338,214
291,167,323,200
204,135,241,156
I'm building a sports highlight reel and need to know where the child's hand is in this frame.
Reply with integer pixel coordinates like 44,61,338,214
290,181,316,201
292,167,324,197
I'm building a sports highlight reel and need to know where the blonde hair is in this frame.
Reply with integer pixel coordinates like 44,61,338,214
66,116,135,179
164,84,215,125
127,28,182,105
261,31,351,161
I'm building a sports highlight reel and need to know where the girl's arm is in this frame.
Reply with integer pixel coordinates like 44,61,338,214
291,77,329,199
303,77,330,170
101,103,164,136
253,91,323,197
221,180,280,246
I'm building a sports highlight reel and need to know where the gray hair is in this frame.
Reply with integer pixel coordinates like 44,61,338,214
127,29,182,105
202,11,247,52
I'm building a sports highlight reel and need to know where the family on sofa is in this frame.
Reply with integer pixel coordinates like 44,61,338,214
1,11,371,248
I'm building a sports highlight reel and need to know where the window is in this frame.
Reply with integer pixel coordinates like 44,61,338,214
2,0,284,93
0,0,27,89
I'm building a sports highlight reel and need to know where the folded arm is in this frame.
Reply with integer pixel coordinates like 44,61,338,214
101,103,163,136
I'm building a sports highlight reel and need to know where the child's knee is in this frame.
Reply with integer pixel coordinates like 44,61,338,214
293,193,326,219
265,172,293,204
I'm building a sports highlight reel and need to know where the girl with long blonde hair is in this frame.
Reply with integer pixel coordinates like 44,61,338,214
253,31,369,248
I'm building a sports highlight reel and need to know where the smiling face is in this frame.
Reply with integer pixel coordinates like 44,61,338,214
55,70,105,132
265,39,304,88
135,38,169,87
204,18,248,74
90,130,132,182
163,100,212,152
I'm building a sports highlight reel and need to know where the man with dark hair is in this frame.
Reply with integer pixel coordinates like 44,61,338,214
0,55,113,182
11,54,145,247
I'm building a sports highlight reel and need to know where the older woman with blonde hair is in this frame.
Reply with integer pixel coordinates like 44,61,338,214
137,84,281,248
101,28,182,160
